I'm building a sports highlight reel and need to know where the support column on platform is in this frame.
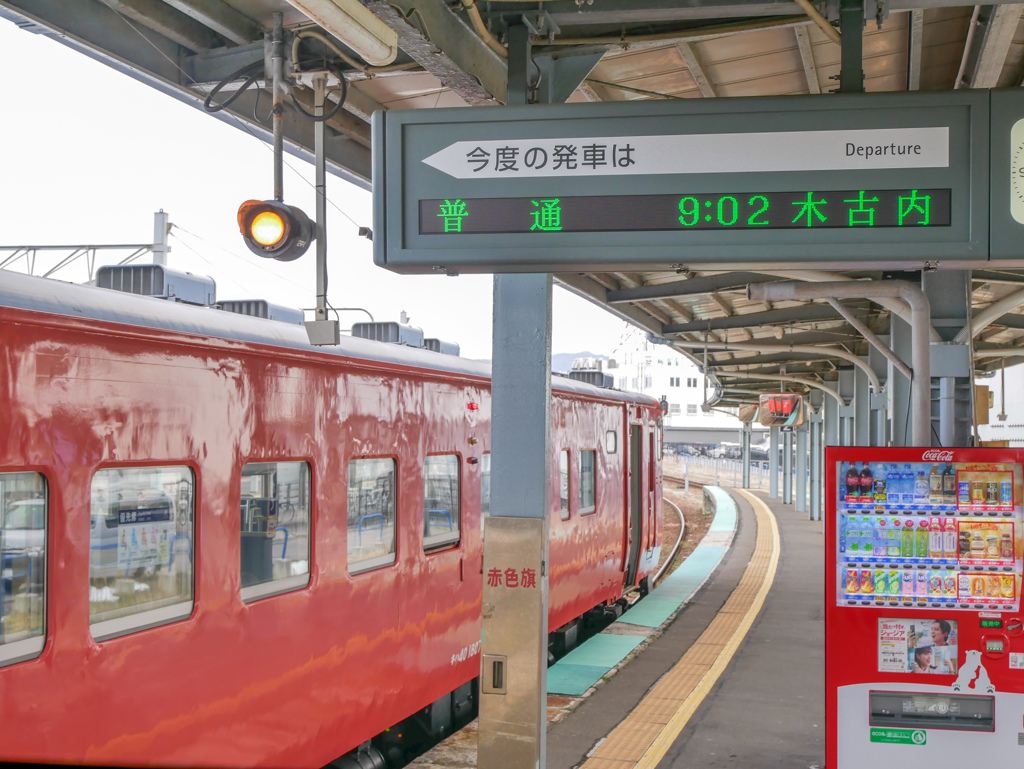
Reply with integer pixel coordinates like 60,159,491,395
824,388,840,450
867,336,891,447
742,422,752,488
838,367,855,446
795,422,808,513
923,270,973,448
783,430,793,504
480,273,552,769
769,426,780,499
810,410,822,520
890,314,913,447
854,359,871,446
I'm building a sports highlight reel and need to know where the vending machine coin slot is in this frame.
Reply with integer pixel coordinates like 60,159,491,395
869,691,995,732
1006,617,1023,636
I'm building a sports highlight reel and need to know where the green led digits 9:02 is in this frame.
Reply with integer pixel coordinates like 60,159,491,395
419,188,951,235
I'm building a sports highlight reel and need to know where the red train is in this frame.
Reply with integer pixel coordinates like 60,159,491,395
0,268,663,768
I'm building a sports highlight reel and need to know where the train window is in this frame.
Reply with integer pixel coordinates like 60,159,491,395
240,461,311,602
580,450,597,515
89,466,194,641
424,455,461,550
559,450,570,521
0,472,47,667
656,421,663,460
347,459,397,574
606,431,617,454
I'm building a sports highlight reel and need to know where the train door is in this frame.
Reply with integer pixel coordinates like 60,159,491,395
625,424,644,587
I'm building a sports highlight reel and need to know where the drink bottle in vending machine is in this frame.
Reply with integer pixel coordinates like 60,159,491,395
827,447,1024,769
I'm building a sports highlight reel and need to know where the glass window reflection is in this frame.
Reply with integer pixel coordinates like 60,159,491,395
0,472,46,666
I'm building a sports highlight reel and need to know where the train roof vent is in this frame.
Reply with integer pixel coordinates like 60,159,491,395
351,321,425,348
95,265,216,306
216,299,304,326
568,370,613,388
424,338,460,356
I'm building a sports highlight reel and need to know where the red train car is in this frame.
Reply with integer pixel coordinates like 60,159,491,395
0,270,663,768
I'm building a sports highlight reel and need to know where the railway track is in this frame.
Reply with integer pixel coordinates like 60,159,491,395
663,472,706,489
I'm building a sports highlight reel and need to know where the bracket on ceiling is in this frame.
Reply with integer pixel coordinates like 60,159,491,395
825,0,888,28
519,11,560,40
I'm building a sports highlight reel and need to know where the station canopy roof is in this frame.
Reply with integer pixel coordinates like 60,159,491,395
4,0,1024,404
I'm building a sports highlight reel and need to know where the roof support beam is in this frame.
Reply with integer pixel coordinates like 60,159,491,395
663,303,857,333
958,4,1022,88
606,272,777,303
162,0,260,45
907,9,923,90
794,25,820,94
676,42,715,97
758,329,863,346
554,273,665,336
542,0,804,26
98,0,218,51
364,0,505,104
538,16,814,56
991,312,1024,330
707,352,838,367
973,270,1024,286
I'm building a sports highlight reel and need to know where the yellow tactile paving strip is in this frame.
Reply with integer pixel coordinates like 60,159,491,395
580,489,781,769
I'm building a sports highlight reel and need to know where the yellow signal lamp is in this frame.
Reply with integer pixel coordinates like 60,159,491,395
250,210,286,246
237,199,314,261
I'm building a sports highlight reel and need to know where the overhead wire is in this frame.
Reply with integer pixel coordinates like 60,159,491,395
202,59,264,113
104,5,367,233
170,225,313,295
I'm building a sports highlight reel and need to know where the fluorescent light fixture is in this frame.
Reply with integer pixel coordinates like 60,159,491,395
285,0,398,66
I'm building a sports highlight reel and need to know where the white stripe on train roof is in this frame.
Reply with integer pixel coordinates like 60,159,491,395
0,271,657,407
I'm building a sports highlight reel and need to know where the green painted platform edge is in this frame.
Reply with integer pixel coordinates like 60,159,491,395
547,487,739,689
546,636,644,694
616,486,737,628
705,486,738,532
547,664,613,696
556,632,644,668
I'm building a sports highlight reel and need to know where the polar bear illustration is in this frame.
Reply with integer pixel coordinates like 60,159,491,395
953,650,995,694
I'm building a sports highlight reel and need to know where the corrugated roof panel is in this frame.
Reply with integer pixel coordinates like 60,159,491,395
702,27,803,61
996,17,1024,87
593,46,688,82
922,8,973,48
704,49,805,87
716,70,808,97
921,41,968,90
625,71,699,96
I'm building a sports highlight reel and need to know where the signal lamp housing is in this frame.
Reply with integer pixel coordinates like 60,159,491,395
237,199,314,261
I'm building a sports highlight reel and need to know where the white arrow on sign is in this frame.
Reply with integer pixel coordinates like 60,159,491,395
421,127,949,179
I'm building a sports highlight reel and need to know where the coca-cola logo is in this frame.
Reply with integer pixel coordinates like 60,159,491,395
922,450,954,462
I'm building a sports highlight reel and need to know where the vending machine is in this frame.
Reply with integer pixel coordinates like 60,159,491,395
826,447,1024,767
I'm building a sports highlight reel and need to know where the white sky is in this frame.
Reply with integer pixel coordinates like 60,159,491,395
0,18,637,361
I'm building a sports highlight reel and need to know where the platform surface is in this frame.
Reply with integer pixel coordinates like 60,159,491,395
547,489,825,769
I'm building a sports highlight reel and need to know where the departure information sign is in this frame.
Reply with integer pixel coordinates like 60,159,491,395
373,91,996,273
419,189,951,235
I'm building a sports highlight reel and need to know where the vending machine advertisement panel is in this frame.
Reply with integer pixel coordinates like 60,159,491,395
826,447,1024,768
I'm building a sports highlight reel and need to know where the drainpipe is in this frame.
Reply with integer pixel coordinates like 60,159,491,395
714,369,845,404
826,298,912,383
667,338,881,392
756,270,942,342
749,280,931,447
954,287,1024,343
975,349,1024,359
